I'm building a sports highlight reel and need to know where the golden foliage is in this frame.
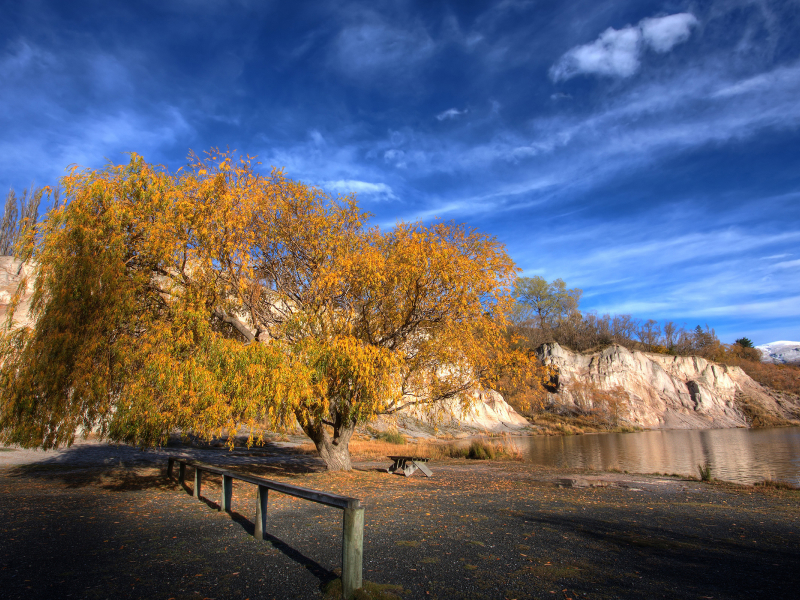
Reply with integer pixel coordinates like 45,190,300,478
0,151,519,468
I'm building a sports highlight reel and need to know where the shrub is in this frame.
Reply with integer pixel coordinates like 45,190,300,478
376,430,406,445
467,440,495,460
698,462,713,482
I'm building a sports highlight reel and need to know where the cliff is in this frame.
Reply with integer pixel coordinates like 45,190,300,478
0,256,36,330
536,342,800,429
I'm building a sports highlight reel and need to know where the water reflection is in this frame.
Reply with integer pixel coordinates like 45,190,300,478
497,427,800,485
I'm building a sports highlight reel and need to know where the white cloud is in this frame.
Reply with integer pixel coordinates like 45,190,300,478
713,62,800,98
436,107,467,121
383,149,406,168
550,13,697,81
309,129,325,146
768,258,800,271
324,179,397,201
640,13,698,53
550,26,641,81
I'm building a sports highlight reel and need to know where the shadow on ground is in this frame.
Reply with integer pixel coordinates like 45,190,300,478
3,439,328,491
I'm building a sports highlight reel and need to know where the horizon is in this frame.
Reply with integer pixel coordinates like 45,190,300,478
2,0,799,345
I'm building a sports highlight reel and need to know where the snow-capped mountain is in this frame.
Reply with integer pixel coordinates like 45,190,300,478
756,341,800,364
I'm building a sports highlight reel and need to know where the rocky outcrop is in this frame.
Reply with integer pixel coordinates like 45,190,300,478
369,388,532,439
536,342,799,429
0,256,36,329
434,389,531,432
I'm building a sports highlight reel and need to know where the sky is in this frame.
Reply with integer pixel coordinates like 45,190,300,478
1,0,799,345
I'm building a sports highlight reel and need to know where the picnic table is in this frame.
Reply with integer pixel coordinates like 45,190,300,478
387,455,432,477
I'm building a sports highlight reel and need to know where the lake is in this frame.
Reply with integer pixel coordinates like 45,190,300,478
495,427,800,485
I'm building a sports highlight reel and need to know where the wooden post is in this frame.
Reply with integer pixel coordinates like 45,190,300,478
221,474,233,512
255,485,268,540
167,457,174,478
194,468,202,499
178,462,186,485
341,506,364,599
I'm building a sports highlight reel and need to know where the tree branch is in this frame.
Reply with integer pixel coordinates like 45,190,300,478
213,308,255,343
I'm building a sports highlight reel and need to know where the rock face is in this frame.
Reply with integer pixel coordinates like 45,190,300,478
377,388,532,439
536,342,799,429
436,389,531,432
0,256,36,329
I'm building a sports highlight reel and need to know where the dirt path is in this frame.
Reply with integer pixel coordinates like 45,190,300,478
1,440,798,599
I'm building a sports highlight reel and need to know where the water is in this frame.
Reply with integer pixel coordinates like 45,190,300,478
497,427,800,485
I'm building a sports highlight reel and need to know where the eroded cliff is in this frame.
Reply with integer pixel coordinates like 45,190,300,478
536,342,800,429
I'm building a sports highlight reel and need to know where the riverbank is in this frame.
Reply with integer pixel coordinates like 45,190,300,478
1,440,798,599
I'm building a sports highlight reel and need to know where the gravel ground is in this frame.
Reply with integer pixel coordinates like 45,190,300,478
0,440,798,600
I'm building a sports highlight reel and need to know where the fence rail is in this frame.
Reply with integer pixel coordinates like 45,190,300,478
167,456,364,599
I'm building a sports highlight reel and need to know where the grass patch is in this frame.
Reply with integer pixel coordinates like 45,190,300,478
301,437,523,461
698,462,713,482
376,430,406,445
525,411,643,435
754,478,799,490
467,440,496,460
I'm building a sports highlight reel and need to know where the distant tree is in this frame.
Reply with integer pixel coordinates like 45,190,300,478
0,151,519,471
636,319,661,351
512,276,582,330
735,337,754,348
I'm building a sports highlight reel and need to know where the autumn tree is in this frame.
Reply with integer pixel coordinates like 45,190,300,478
0,151,518,471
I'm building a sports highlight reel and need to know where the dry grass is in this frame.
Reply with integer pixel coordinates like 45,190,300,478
753,478,799,490
297,438,524,461
525,411,641,435
722,357,800,396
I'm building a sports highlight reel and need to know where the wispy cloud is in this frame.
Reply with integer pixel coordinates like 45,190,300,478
436,108,468,121
323,179,397,201
331,14,435,80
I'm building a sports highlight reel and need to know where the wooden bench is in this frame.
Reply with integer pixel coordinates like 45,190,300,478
167,456,364,599
387,456,432,477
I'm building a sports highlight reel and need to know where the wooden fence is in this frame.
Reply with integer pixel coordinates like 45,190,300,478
167,456,364,599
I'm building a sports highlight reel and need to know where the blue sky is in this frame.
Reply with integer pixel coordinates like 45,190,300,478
2,0,799,344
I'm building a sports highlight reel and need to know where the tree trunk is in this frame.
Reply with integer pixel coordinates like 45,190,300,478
296,410,356,471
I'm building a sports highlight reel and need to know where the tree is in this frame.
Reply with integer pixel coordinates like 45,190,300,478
1,185,45,256
511,276,582,330
0,151,518,471
636,319,661,351
735,337,754,348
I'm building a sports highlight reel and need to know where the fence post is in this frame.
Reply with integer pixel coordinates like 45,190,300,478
167,457,174,478
341,506,364,600
194,468,202,499
221,474,233,512
255,485,269,540
178,462,186,485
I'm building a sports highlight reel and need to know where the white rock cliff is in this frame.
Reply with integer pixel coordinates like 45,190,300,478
536,342,798,429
